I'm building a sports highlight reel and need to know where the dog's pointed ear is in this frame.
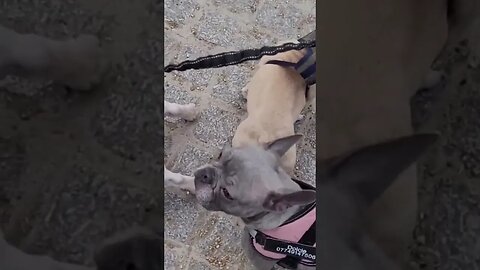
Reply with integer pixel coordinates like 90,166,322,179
263,190,316,212
216,144,232,160
322,133,439,205
266,134,303,157
221,143,231,152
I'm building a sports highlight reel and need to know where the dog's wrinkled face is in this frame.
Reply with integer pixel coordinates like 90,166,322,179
194,134,313,219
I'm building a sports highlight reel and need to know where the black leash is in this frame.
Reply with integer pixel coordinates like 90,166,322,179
164,30,316,73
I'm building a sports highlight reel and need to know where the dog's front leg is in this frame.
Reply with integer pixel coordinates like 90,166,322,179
164,101,197,121
164,166,196,194
0,25,104,90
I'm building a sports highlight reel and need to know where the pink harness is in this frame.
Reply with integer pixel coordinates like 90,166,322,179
249,186,316,269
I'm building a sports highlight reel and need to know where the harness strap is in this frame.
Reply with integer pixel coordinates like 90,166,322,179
277,221,316,269
253,230,316,267
264,47,316,86
296,47,316,86
249,179,316,269
300,221,316,246
264,47,316,99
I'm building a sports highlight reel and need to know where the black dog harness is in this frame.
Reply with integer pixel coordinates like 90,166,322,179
265,46,316,99
265,47,316,86
249,179,316,269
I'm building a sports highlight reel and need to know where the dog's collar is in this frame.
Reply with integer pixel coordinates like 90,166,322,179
249,178,316,269
265,47,316,88
242,211,269,224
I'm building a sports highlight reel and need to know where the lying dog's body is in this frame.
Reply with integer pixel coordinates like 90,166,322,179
233,48,315,175
0,25,104,90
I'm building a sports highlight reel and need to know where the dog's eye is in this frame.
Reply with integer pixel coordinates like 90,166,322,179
221,187,233,200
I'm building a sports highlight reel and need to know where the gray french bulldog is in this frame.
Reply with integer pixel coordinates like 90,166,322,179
194,133,438,270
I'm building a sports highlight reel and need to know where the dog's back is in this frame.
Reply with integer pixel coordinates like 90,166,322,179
233,49,310,174
245,50,308,123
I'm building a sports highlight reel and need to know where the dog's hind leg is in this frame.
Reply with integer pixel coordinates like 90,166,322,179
164,101,197,121
164,166,196,194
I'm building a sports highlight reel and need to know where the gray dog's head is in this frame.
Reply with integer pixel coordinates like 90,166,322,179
317,133,438,270
194,134,315,222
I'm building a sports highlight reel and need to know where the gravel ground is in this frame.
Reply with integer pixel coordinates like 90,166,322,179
0,0,479,269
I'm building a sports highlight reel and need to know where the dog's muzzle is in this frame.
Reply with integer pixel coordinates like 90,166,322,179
194,166,216,205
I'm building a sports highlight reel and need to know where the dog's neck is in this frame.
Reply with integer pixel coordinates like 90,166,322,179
248,205,304,231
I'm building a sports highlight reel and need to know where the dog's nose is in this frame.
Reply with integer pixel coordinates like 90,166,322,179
194,167,215,184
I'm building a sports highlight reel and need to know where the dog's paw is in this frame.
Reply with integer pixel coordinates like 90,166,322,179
180,175,196,195
94,226,163,270
181,103,197,121
165,167,196,194
168,176,196,194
